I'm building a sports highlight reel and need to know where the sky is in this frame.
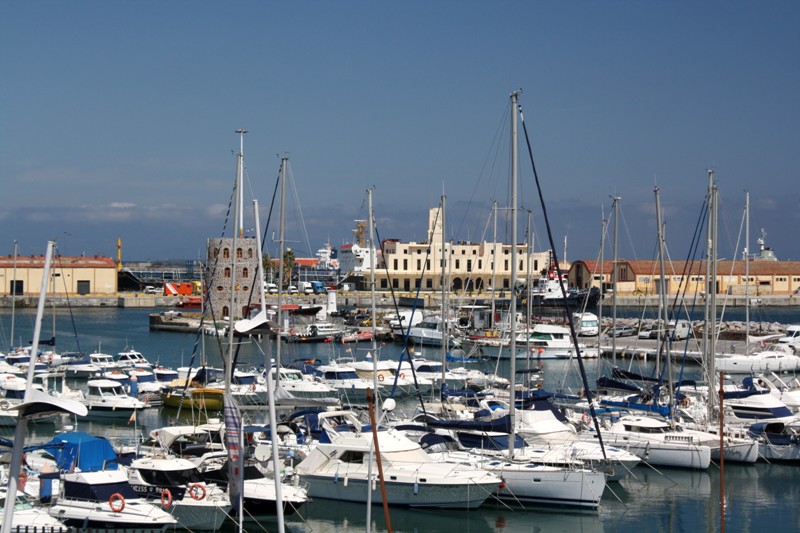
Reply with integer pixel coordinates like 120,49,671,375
2,2,798,266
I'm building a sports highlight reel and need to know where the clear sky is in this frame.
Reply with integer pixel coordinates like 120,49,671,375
2,2,798,266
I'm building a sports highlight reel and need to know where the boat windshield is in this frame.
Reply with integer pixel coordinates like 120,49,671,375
63,480,138,501
138,467,202,486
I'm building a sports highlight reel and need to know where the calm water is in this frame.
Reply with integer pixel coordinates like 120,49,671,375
4,306,800,533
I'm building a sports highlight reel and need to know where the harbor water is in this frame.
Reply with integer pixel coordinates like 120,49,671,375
3,306,800,532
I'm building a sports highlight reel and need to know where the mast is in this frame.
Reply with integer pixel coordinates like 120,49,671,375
744,191,750,354
367,188,378,388
704,169,717,415
611,196,620,365
491,200,498,329
440,195,447,386
276,157,288,383
10,240,18,349
507,90,519,459
655,188,675,426
597,209,606,348
2,241,54,531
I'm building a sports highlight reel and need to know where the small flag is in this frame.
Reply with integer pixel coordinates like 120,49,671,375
128,410,137,426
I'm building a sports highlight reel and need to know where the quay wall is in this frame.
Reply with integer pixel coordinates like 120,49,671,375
1,292,800,309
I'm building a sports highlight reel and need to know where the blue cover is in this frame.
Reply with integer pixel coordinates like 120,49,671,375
43,432,119,472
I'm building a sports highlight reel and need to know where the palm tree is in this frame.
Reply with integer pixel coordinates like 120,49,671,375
282,248,296,287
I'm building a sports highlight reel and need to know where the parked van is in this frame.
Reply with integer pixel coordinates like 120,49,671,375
143,286,159,295
265,283,279,294
779,325,800,344
573,312,599,336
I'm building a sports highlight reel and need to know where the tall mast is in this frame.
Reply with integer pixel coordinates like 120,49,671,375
367,188,378,386
744,191,750,354
275,157,288,383
440,194,447,385
491,201,498,329
237,130,247,238
705,169,717,414
10,240,18,349
655,188,674,426
508,90,519,459
612,196,620,366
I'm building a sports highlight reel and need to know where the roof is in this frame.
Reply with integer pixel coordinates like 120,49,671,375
0,255,116,269
571,259,800,277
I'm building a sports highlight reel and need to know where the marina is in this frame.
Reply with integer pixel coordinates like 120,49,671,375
2,305,800,531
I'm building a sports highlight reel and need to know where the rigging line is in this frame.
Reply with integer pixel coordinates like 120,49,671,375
52,246,82,355
375,205,442,416
176,168,238,418
517,100,608,461
453,102,510,241
286,161,313,257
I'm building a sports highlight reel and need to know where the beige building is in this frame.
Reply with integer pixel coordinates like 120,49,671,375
372,208,552,293
568,259,800,297
0,255,118,296
205,237,261,320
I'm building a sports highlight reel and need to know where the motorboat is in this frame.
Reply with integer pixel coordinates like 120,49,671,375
48,469,178,530
126,456,231,531
83,378,146,420
264,366,338,401
116,348,154,370
407,316,461,348
418,432,607,509
0,487,65,531
293,410,502,508
197,452,309,521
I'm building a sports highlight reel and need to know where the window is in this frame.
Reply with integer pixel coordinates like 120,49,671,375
223,248,230,259
426,279,433,288
393,259,398,270
467,260,472,272
236,248,243,259
217,286,224,291
504,260,509,270
403,259,408,270
242,267,249,278
213,248,219,258
247,248,253,258
455,259,460,269
417,259,421,270
224,267,231,278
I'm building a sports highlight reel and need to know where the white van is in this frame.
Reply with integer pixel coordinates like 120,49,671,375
779,325,800,344
573,312,599,336
265,283,279,294
666,319,691,341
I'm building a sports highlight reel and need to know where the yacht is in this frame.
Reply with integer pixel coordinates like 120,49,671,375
293,410,502,508
83,378,146,420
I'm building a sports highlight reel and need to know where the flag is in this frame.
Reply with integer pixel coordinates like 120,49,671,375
224,393,243,514
128,410,137,426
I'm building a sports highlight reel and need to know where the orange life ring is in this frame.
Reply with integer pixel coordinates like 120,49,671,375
160,488,173,509
189,483,206,501
581,412,592,425
109,493,126,513
378,374,385,382
399,373,406,379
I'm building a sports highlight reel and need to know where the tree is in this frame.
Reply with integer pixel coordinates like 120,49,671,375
282,248,296,287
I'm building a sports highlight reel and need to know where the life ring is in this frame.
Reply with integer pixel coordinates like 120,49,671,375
581,412,592,425
109,493,126,513
188,483,206,501
160,488,172,509
378,374,385,382
679,397,691,408
399,373,406,380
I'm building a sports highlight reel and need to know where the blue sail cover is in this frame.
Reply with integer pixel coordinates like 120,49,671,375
43,432,119,472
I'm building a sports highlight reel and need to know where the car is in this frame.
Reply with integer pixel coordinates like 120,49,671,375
606,325,637,338
143,286,159,295
287,285,299,295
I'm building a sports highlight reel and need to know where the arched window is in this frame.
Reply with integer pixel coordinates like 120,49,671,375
242,267,249,278
247,248,253,258
224,267,231,278
223,248,230,259
222,306,230,317
236,248,243,259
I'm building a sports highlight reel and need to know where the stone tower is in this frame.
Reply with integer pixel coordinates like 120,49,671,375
205,236,261,321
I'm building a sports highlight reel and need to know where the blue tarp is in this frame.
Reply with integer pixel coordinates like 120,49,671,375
43,432,119,472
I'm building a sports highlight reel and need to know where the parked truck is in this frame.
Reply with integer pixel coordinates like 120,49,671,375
310,281,328,294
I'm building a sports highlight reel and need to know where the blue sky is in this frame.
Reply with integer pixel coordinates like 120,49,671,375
2,2,798,265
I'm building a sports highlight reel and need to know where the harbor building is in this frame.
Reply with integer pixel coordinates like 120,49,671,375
342,208,552,293
569,259,800,297
0,254,117,296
